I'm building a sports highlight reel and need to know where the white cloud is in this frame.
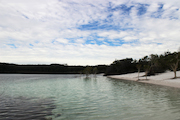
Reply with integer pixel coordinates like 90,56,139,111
123,36,137,41
0,0,180,65
55,38,69,44
75,39,85,43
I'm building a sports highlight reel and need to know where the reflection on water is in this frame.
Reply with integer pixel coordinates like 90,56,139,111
0,74,180,120
108,78,180,120
0,96,56,120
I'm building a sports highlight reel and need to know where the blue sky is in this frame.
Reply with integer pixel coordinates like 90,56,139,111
0,0,180,65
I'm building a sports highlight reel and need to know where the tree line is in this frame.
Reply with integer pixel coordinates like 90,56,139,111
105,51,180,79
0,51,180,78
0,63,107,74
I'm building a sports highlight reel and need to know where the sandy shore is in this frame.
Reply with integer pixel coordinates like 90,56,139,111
107,71,180,88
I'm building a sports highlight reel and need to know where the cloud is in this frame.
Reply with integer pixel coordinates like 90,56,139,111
55,38,69,44
0,0,180,65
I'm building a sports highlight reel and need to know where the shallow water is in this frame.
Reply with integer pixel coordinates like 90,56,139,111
0,74,180,120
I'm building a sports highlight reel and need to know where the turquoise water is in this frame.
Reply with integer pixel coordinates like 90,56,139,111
0,74,180,120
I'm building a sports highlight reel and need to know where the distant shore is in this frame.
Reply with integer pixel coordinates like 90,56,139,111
107,71,180,88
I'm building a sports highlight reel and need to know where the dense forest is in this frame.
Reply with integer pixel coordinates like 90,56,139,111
0,51,180,77
0,63,107,74
105,51,180,78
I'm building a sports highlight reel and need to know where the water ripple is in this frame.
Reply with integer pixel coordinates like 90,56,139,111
0,96,56,120
1,74,180,120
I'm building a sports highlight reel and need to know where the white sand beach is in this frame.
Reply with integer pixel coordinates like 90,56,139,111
108,71,180,88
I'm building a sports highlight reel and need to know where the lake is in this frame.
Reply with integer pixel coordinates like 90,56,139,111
0,74,180,120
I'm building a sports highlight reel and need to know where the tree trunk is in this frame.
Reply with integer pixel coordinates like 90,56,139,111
173,70,177,78
171,61,178,79
136,64,141,81
145,70,148,80
138,70,140,80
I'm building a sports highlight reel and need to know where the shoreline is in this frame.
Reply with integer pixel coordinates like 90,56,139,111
107,71,180,89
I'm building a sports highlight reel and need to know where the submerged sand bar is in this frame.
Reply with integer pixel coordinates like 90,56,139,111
108,71,180,88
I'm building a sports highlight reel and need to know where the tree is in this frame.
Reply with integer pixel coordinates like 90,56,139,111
83,66,92,78
144,65,150,80
167,52,180,78
105,58,136,75
142,56,149,62
136,62,141,81
148,54,159,75
93,67,98,76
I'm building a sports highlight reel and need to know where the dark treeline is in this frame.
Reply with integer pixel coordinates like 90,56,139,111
105,51,180,78
0,51,179,77
0,63,108,74
105,58,137,75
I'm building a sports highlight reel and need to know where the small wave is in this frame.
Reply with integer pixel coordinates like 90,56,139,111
0,96,56,120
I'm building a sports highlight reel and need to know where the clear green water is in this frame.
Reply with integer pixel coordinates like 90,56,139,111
0,74,180,120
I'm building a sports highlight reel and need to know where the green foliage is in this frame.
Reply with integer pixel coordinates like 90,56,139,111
165,52,180,78
105,51,180,76
144,65,150,73
136,64,141,72
105,58,137,75
0,63,108,74
0,63,84,74
93,67,98,74
0,51,179,77
96,65,107,73
83,66,92,77
144,64,150,80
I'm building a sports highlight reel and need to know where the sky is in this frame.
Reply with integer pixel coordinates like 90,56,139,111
0,0,180,65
